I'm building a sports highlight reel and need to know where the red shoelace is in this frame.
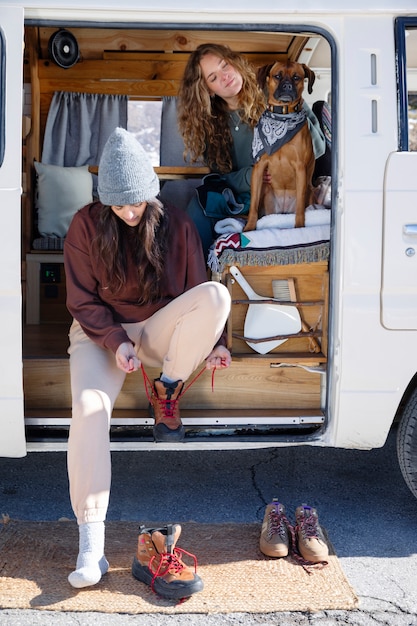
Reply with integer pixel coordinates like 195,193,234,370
289,521,329,572
268,506,292,542
149,546,198,594
267,507,328,573
141,363,217,406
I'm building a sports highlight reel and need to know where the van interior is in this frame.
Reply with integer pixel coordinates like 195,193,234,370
22,22,335,447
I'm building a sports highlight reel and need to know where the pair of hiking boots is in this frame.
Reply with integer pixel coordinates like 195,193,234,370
260,499,329,564
132,523,203,601
131,502,328,601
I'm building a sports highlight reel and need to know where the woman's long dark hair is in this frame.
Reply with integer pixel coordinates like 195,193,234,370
94,199,168,304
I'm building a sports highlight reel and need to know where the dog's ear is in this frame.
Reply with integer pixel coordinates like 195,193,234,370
301,64,316,94
256,64,274,90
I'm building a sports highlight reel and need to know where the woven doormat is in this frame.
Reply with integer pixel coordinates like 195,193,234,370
0,520,358,614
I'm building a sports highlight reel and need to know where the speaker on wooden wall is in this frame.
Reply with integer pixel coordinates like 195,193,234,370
48,29,80,69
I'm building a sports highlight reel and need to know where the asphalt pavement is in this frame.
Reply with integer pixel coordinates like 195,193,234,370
1,425,417,625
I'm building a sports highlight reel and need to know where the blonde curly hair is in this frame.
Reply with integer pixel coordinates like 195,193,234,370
177,43,266,173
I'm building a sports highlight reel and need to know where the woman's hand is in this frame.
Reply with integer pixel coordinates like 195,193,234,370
115,342,141,373
205,345,232,370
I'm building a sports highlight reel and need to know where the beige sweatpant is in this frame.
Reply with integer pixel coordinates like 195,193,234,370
67,281,231,524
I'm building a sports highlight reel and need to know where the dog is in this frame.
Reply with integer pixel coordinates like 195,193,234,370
244,61,316,232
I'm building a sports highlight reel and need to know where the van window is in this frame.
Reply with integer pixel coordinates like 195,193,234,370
408,93,417,150
406,29,417,151
396,18,417,151
127,99,162,166
0,27,5,166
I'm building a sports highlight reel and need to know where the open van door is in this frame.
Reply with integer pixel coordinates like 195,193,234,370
382,151,417,329
382,21,417,329
0,6,26,457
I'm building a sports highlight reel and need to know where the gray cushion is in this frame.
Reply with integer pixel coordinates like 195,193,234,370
34,162,93,238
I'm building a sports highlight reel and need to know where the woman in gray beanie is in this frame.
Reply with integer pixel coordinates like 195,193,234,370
63,128,231,592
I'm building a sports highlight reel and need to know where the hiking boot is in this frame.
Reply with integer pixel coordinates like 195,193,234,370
259,499,291,557
295,505,329,563
132,524,204,600
150,378,185,443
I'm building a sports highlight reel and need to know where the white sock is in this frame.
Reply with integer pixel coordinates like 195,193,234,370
68,521,109,589
160,374,178,385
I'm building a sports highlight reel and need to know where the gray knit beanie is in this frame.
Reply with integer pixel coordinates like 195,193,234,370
97,127,160,205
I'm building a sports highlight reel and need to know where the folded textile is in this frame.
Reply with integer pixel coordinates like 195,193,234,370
214,217,246,234
256,207,330,230
208,217,331,272
32,236,66,250
214,206,330,235
209,241,330,273
196,173,250,218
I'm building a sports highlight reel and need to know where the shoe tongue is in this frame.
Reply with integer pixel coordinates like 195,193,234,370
152,524,182,554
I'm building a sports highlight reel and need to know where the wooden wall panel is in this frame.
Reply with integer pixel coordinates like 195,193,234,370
27,26,308,154
23,359,321,411
23,25,311,257
37,28,304,59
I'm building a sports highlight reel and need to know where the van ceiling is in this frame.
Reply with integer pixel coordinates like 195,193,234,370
31,27,310,62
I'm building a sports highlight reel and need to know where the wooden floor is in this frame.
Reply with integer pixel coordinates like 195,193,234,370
23,323,71,358
22,322,325,428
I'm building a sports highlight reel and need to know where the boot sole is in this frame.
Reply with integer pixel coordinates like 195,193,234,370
297,544,329,562
132,556,204,599
132,556,154,587
153,424,185,443
149,402,186,443
259,542,289,558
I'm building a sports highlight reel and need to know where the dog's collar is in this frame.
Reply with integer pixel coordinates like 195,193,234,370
268,103,302,114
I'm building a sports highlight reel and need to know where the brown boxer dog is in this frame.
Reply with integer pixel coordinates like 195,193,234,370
244,61,316,232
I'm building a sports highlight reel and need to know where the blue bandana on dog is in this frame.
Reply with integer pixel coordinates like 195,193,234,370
252,109,307,163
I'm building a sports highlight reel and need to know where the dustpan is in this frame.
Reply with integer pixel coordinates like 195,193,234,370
229,265,302,354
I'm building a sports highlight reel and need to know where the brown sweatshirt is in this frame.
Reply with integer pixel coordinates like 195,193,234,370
64,201,211,354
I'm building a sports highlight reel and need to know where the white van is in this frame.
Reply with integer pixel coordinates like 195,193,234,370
2,1,417,500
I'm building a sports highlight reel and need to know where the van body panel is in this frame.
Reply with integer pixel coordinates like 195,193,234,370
0,6,26,457
1,2,417,466
18,0,417,19
320,16,408,450
382,152,417,329
331,178,417,448
343,16,398,190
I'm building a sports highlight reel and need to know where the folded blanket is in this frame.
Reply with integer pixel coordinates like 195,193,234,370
257,207,330,230
32,236,66,251
214,206,330,235
214,217,246,234
208,208,331,272
209,238,330,273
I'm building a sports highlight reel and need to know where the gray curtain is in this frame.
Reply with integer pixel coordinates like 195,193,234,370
41,91,128,166
159,96,204,211
159,95,189,167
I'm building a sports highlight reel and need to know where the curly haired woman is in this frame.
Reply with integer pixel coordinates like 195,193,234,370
177,43,325,259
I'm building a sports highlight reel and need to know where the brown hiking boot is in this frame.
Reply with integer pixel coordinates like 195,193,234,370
295,505,329,563
259,498,291,558
150,378,185,443
132,524,203,600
